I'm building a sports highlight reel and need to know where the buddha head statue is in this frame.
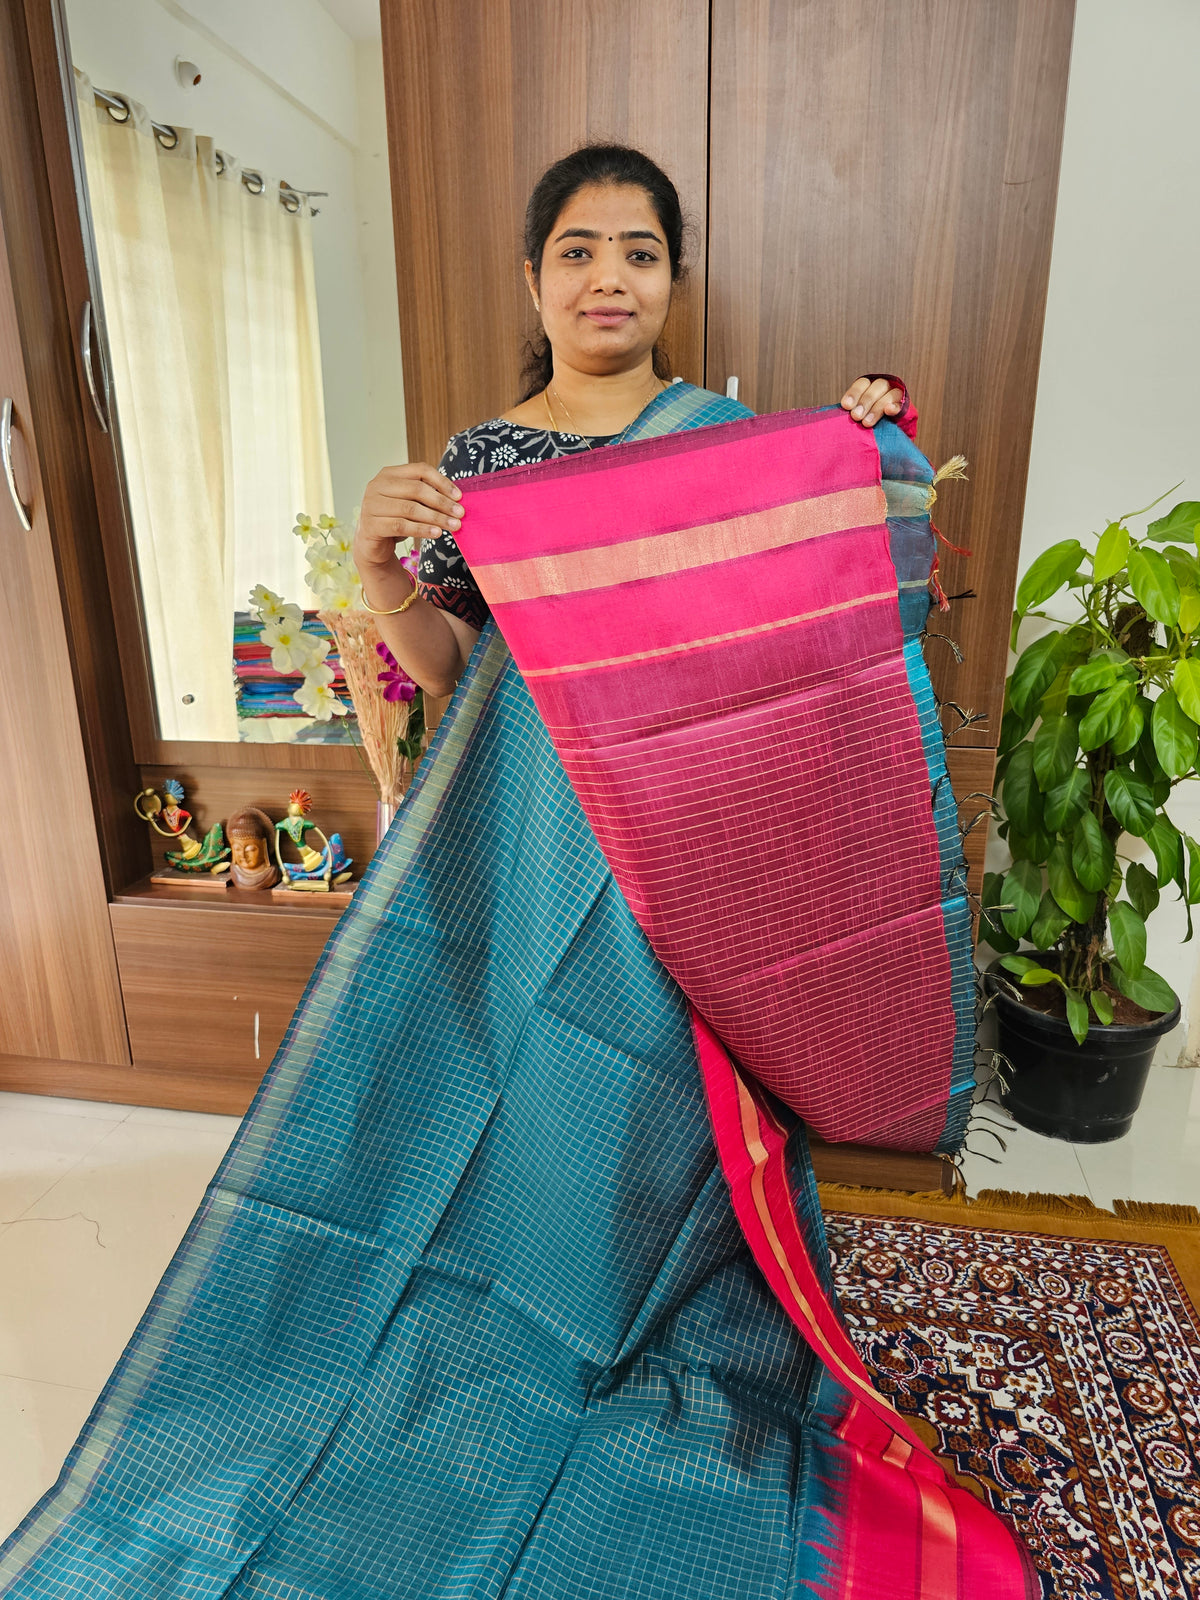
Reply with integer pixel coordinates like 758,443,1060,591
227,806,280,890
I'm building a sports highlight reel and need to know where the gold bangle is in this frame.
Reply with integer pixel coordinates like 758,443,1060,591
361,573,421,616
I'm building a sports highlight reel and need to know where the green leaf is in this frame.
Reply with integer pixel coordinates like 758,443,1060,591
1001,859,1042,938
1163,545,1200,590
1103,769,1157,837
998,953,1041,977
1109,962,1177,1015
1015,540,1085,615
1127,546,1181,625
1043,768,1090,833
1132,738,1172,805
1173,658,1200,724
1181,592,1200,634
1146,499,1200,543
978,871,1019,953
998,704,1036,758
1092,521,1130,580
1065,989,1089,1045
1090,990,1115,1025
1111,697,1146,755
1030,890,1072,950
1032,713,1079,790
1108,859,1124,898
1001,743,1044,837
1152,688,1199,777
1048,840,1097,924
1020,967,1060,986
1039,631,1094,718
1146,814,1183,887
1186,833,1200,906
1069,658,1118,696
1108,900,1147,977
1071,810,1116,892
1007,827,1054,864
1079,683,1135,751
1125,860,1160,919
1009,634,1062,718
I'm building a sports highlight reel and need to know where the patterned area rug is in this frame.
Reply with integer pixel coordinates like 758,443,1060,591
824,1194,1200,1600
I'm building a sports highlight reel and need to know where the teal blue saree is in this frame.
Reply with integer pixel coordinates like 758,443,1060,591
0,386,1033,1599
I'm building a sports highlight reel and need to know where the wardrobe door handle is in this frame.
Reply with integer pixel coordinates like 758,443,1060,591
80,299,110,432
1,397,33,531
725,375,740,401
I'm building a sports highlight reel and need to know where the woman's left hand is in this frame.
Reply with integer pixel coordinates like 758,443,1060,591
840,376,905,428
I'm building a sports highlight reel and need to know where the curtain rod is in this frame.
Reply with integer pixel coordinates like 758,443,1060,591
91,87,328,211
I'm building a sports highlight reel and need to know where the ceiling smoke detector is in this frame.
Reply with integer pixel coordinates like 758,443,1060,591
174,57,202,89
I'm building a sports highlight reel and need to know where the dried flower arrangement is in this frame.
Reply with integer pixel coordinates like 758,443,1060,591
248,512,424,808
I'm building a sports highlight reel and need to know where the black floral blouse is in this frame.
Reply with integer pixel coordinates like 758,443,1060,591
417,420,615,633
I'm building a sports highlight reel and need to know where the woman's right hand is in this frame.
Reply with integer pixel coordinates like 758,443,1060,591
354,462,463,577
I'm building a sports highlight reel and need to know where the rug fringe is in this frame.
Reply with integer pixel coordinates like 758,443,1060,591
1112,1197,1200,1227
819,1183,1200,1230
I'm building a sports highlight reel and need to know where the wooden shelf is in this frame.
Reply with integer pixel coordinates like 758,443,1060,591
113,876,347,919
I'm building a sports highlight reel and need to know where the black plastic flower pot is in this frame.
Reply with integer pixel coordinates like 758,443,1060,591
984,962,1180,1144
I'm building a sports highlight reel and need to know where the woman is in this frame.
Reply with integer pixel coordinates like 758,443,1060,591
0,148,1032,1598
355,147,906,686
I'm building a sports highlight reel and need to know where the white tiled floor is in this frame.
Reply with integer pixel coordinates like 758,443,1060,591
1,1070,1197,1540
0,1093,239,1538
959,1061,1200,1209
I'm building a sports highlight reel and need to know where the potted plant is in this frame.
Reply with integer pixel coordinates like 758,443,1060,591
978,491,1200,1142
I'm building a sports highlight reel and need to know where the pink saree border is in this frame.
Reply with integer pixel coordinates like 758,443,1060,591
690,1010,1038,1599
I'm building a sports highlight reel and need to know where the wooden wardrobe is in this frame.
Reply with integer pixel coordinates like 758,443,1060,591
0,0,1075,1156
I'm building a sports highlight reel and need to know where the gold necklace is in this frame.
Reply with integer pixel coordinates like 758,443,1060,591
544,376,663,449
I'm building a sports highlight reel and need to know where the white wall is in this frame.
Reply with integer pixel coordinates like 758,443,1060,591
63,0,406,527
1010,0,1200,1060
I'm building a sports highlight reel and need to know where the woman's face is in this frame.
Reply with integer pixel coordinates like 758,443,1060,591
528,183,673,377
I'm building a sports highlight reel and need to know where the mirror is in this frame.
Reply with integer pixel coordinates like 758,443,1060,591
61,0,404,744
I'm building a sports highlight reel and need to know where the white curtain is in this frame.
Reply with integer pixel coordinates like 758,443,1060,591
75,73,334,741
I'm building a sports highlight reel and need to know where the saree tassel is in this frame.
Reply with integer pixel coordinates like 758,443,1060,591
926,455,971,554
928,555,951,613
925,454,969,508
932,519,972,556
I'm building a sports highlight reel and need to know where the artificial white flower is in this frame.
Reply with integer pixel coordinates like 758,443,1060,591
305,545,350,591
262,619,320,674
304,659,336,688
321,582,362,613
294,679,346,720
324,526,356,559
248,585,302,625
293,513,315,541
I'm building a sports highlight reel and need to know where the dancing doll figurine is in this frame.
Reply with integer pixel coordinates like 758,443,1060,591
272,789,353,897
134,778,230,884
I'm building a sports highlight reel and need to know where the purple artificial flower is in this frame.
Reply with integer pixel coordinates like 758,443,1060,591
376,638,417,702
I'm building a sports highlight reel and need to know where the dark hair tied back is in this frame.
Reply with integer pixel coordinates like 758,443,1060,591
519,143,685,402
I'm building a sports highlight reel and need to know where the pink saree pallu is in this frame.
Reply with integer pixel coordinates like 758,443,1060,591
458,404,966,1150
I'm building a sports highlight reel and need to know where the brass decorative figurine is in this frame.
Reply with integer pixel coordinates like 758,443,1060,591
134,778,231,886
226,806,281,891
272,788,354,899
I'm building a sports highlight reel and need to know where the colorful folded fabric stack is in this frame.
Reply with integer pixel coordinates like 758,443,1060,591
233,611,352,718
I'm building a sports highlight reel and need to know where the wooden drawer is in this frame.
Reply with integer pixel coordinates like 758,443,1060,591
109,898,342,1113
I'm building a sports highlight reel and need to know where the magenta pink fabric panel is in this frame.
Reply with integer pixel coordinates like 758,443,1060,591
456,408,958,1147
